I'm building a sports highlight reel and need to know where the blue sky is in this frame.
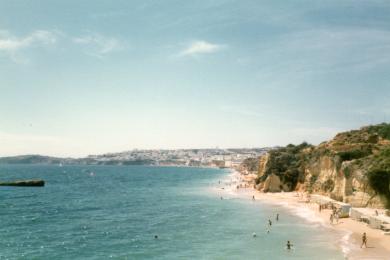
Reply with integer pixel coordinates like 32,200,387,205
1,0,390,157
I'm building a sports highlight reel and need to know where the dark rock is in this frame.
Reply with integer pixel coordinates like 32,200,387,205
0,179,45,187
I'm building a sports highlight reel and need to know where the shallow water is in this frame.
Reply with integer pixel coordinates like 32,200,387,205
0,165,345,259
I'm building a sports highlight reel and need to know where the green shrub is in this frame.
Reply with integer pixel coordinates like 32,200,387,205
343,166,351,178
368,169,390,208
261,142,311,190
366,123,390,140
310,175,318,185
241,157,259,172
371,148,390,172
338,149,370,162
321,179,335,192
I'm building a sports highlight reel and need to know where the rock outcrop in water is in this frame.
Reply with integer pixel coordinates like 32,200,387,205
254,123,390,209
0,179,45,187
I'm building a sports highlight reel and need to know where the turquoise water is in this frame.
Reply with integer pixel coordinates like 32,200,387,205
0,165,345,259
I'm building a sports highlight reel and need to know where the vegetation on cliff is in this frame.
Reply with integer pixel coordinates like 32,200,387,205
367,148,390,207
255,123,390,208
255,142,312,190
366,123,390,140
241,157,260,172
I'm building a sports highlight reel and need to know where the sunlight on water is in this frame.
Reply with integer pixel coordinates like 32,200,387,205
0,165,344,259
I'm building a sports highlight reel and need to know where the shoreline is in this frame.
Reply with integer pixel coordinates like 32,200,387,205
225,169,390,260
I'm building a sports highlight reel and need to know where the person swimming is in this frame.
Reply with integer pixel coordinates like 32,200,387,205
286,240,292,250
154,235,158,239
252,232,257,237
268,219,272,226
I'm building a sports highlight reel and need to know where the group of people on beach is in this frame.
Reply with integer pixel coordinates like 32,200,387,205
321,202,369,249
323,204,340,224
219,178,294,251
221,175,376,255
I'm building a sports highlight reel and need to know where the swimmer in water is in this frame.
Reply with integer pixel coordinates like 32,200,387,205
154,235,158,239
268,219,272,227
286,240,292,250
252,232,257,237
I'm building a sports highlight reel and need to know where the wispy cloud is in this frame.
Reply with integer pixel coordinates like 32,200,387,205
180,40,225,56
0,30,57,51
73,33,124,58
0,29,125,62
258,28,390,74
0,30,58,63
238,27,390,92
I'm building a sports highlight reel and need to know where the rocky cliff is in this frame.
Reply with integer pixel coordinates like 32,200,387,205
254,123,390,209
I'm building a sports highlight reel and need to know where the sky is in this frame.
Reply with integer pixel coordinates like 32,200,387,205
1,0,390,157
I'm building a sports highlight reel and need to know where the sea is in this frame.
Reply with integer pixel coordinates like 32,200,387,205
0,165,347,259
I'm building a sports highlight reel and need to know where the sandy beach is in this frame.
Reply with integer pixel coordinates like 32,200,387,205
226,171,390,260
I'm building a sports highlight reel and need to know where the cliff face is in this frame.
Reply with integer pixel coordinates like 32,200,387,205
255,123,390,209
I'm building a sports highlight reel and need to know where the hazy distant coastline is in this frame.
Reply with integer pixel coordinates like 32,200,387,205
0,148,271,167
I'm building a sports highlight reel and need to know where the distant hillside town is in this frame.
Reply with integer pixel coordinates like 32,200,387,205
0,148,272,167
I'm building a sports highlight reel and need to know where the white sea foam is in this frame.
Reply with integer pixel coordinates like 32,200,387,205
282,202,326,225
340,231,354,257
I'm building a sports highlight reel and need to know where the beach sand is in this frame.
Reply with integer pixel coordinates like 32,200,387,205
227,171,390,260
253,192,390,260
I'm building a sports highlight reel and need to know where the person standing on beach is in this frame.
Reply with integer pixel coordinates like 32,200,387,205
252,195,255,200
276,213,279,221
361,232,367,248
